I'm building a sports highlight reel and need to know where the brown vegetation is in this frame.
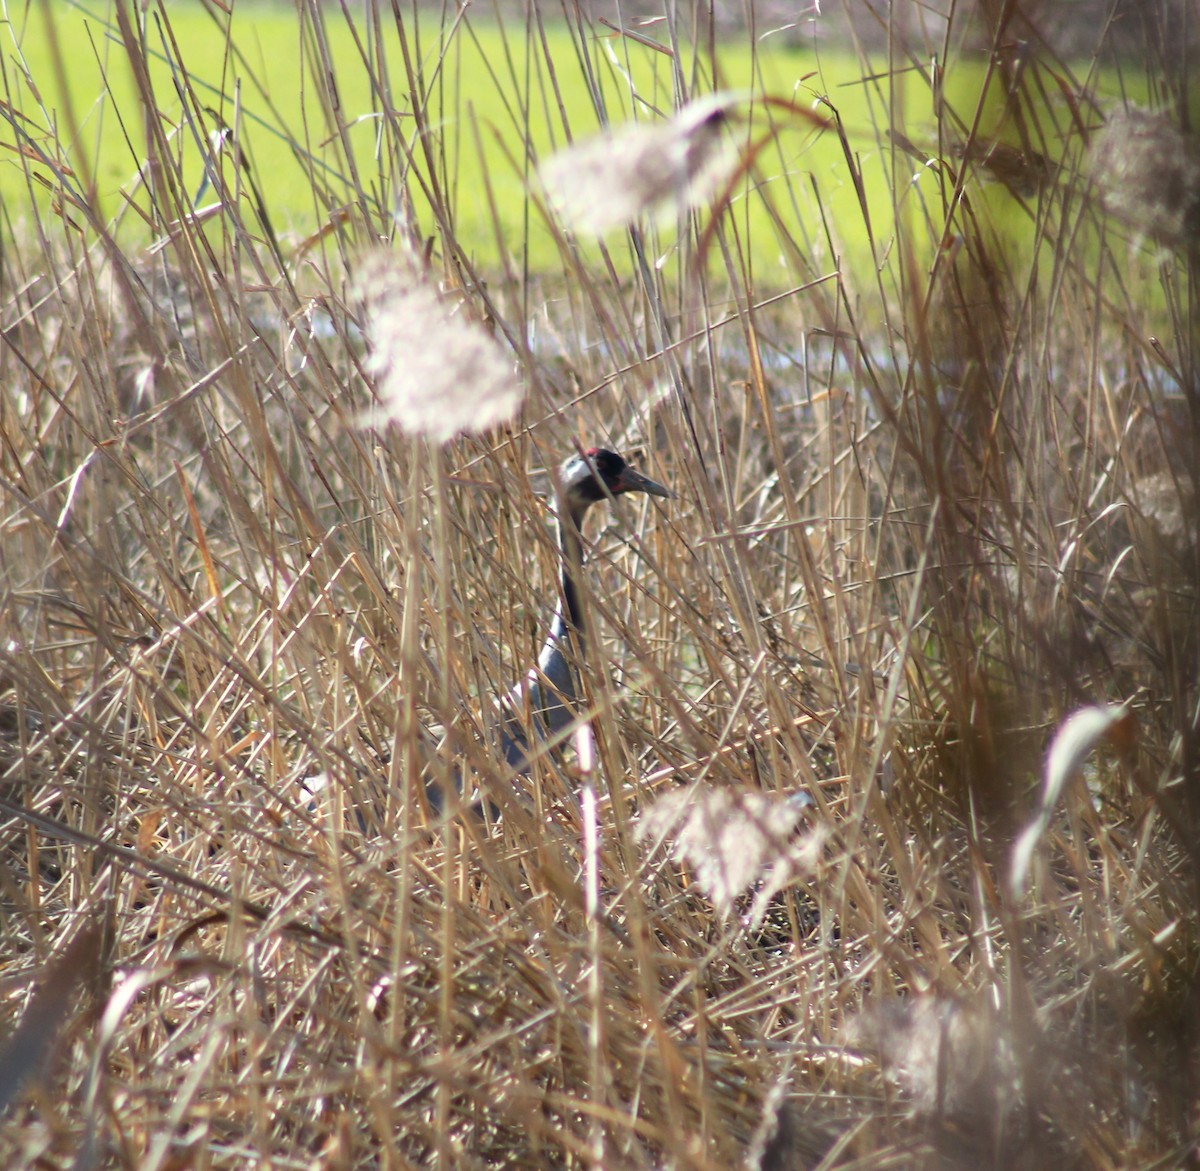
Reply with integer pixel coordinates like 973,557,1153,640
1,1,1198,1168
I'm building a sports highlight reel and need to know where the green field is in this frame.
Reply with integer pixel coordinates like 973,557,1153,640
1,2,1092,279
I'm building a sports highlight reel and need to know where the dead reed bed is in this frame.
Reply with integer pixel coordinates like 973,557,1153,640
0,1,1197,1167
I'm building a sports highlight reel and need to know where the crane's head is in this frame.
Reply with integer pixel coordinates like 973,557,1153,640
560,448,673,511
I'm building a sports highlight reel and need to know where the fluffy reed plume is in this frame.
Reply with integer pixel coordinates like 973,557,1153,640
637,786,824,925
1129,467,1196,554
353,249,524,441
1088,108,1200,248
539,93,741,233
846,996,1015,1118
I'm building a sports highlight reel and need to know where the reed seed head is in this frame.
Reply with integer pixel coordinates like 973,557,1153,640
539,93,742,233
1088,107,1200,249
637,785,825,926
353,250,524,442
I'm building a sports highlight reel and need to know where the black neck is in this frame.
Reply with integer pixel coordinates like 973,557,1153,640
551,499,588,645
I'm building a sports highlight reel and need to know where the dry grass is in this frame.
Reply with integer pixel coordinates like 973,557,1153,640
1,1,1198,1168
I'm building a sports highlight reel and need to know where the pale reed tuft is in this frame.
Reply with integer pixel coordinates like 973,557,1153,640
637,786,825,927
846,996,1015,1117
539,93,741,234
1088,107,1200,249
353,250,524,442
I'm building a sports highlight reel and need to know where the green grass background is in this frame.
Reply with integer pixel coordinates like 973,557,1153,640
0,1,1095,280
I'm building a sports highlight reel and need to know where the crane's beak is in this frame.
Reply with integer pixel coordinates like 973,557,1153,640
615,466,674,499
